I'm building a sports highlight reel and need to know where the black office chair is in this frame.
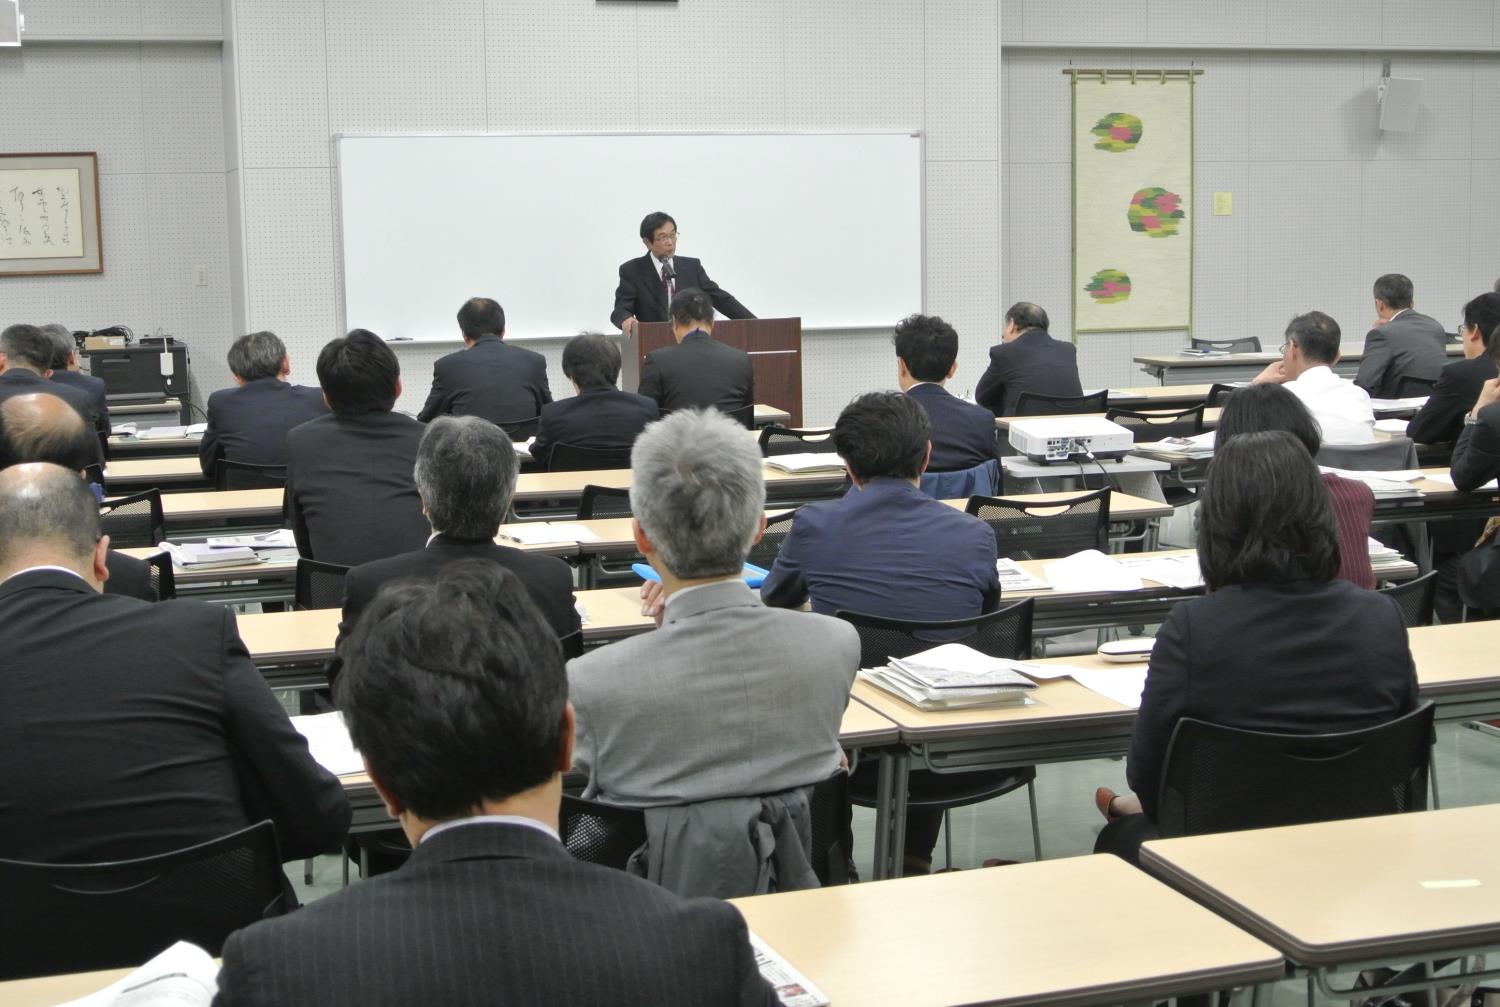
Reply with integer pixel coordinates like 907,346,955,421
0,820,287,980
1378,570,1438,628
558,629,584,661
745,509,800,571
1189,336,1262,354
838,599,1042,868
560,795,647,871
144,550,176,601
1155,702,1435,840
99,488,166,549
965,488,1112,561
1394,375,1438,399
722,404,755,429
214,459,287,491
497,416,540,440
1014,389,1109,417
295,558,351,610
1104,403,1206,441
545,442,633,473
577,484,632,520
807,770,852,886
1205,382,1241,407
758,425,837,457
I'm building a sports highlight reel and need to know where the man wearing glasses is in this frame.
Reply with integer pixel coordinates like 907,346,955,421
611,212,754,334
1252,310,1376,444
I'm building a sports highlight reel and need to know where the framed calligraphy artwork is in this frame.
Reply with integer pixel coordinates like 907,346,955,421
0,152,103,276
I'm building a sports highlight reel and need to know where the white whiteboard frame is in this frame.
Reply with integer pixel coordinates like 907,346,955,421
331,130,926,343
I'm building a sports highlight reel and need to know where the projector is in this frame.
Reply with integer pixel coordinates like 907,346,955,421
1008,417,1135,464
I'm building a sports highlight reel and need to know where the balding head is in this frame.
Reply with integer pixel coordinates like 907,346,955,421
0,463,107,587
0,393,95,472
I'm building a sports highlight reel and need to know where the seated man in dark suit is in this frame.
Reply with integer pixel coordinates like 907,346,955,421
894,313,998,471
760,391,999,876
199,330,329,478
285,329,429,566
333,414,581,683
417,297,551,426
0,392,156,600
217,562,777,1007
0,463,349,867
611,211,753,334
1354,273,1448,399
638,288,754,422
530,332,659,469
974,302,1083,417
1407,291,1500,445
0,323,103,464
42,323,111,443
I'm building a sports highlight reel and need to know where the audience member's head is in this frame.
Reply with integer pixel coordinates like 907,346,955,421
0,462,106,586
1461,291,1500,361
0,393,96,472
316,329,400,417
561,333,622,391
227,330,289,383
639,211,677,246
0,324,55,374
629,409,765,580
1373,273,1415,314
457,298,505,343
1003,302,1049,341
893,314,959,385
1198,430,1338,592
40,324,74,370
668,288,714,337
335,561,570,835
1281,310,1341,374
413,416,517,542
1215,383,1321,456
834,391,930,485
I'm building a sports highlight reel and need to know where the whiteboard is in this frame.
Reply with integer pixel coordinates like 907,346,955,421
335,132,923,342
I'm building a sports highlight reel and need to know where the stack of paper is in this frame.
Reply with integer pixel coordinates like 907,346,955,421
1319,466,1424,500
860,643,1037,711
1135,430,1215,460
136,422,208,439
1119,554,1204,590
1043,550,1145,592
291,712,364,776
57,940,218,1006
750,932,829,1007
762,453,845,474
1008,661,1150,709
1370,396,1430,413
157,542,259,568
996,557,1050,592
501,522,602,546
113,422,138,437
204,529,297,550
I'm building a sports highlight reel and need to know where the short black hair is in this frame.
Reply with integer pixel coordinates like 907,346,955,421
1285,311,1341,365
1373,273,1414,310
226,331,287,382
639,211,676,242
834,391,929,482
561,333,621,390
0,462,101,568
1461,291,1500,359
0,324,55,371
1197,430,1339,592
456,298,504,341
1005,302,1049,334
893,313,959,383
0,394,97,471
1215,383,1321,456
669,288,714,328
316,329,400,417
335,561,568,821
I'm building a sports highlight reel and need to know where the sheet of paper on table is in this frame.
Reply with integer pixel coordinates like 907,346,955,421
1044,550,1145,592
291,712,363,776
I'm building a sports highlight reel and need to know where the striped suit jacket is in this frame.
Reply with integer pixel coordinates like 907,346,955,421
214,822,777,1007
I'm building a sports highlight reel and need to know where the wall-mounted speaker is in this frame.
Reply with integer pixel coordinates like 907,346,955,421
1378,76,1422,133
0,1,20,47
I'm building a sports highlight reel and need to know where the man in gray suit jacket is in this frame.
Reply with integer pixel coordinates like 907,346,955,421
1355,273,1448,398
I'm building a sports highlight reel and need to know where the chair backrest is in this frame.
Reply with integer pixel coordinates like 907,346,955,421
835,597,1036,669
1205,382,1240,407
99,489,166,549
1155,702,1435,839
1378,570,1438,628
1393,375,1438,399
144,550,176,601
807,770,851,886
295,557,351,610
1316,437,1418,472
1014,389,1109,417
1190,336,1262,354
722,403,755,429
546,442,633,472
0,820,286,979
745,509,799,571
497,416,540,440
577,484,632,520
558,630,584,660
214,459,288,491
560,795,647,871
965,488,1111,561
758,425,837,457
1104,404,1206,441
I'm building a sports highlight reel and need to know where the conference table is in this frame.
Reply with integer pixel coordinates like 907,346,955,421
1134,341,1463,385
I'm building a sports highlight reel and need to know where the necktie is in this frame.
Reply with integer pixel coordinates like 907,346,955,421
661,260,673,302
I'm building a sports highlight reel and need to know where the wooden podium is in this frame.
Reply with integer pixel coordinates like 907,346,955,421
621,317,804,427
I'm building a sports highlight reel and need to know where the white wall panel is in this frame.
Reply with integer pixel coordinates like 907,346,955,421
1075,331,1134,389
141,0,222,38
146,172,233,395
1470,161,1500,293
1004,49,1073,166
1266,0,1382,47
1382,0,1493,48
801,330,902,427
1359,160,1472,330
1003,162,1072,335
1248,53,1374,162
785,0,922,131
925,0,999,162
1190,162,1250,342
1473,58,1500,159
16,0,141,37
926,161,1000,390
0,45,146,174
143,44,225,173
1147,0,1267,46
1365,55,1475,161
240,167,339,369
232,0,329,169
636,0,784,131
485,0,638,132
1020,0,1149,45
1001,0,1023,44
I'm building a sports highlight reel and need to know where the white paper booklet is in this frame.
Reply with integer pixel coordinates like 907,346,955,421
57,941,218,1007
1071,667,1149,709
204,529,297,550
887,644,1039,690
996,557,1050,592
1043,550,1144,592
157,542,259,568
749,932,830,1007
501,522,602,546
291,712,363,776
1369,396,1430,412
1119,554,1204,590
762,453,845,474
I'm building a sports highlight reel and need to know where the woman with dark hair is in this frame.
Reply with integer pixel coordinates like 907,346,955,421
1092,431,1418,862
1215,383,1375,588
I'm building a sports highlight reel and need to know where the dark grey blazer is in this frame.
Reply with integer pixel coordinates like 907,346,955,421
416,335,552,425
50,368,111,439
199,379,330,477
1354,310,1449,399
638,330,753,417
973,330,1084,417
611,253,753,328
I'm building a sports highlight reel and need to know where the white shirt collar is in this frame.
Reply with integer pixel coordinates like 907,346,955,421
651,252,674,272
1387,308,1409,322
420,814,560,845
426,531,442,547
665,576,743,608
1290,364,1339,387
1,565,89,587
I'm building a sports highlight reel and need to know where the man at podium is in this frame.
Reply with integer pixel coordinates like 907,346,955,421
611,212,754,333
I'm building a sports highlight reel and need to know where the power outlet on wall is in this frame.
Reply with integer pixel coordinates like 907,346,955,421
194,265,208,286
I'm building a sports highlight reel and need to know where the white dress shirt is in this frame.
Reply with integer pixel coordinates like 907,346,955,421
421,814,560,845
1284,365,1377,445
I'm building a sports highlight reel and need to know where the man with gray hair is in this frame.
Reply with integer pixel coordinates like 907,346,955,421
199,330,328,479
332,414,580,683
0,324,104,462
42,323,111,442
566,409,858,896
